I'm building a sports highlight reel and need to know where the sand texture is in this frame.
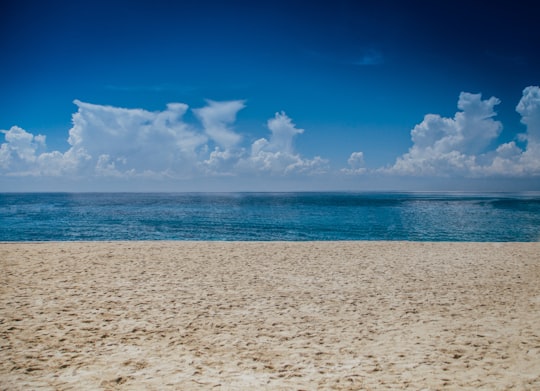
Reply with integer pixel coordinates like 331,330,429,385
1,241,540,390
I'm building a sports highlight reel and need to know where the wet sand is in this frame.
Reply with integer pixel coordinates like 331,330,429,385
1,241,539,390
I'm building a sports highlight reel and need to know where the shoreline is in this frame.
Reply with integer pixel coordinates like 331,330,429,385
2,241,539,389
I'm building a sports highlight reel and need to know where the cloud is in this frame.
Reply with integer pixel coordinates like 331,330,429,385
3,87,540,190
0,126,45,169
517,86,540,139
0,126,77,176
341,151,366,174
198,147,243,176
384,87,540,177
237,112,328,175
515,86,540,172
67,100,208,177
0,100,324,181
192,100,245,149
264,111,304,154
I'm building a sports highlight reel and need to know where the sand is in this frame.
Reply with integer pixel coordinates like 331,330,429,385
1,241,539,390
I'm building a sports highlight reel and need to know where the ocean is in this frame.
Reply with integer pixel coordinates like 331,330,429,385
1,192,539,242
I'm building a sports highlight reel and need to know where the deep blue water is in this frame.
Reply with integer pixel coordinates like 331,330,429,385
1,192,539,241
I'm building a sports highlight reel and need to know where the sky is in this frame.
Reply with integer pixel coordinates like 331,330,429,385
1,0,540,192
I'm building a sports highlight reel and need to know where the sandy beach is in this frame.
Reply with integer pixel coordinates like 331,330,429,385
1,241,539,390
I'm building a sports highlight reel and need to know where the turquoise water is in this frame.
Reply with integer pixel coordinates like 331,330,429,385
1,192,539,241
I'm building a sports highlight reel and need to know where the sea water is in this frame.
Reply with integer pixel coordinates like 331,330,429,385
1,192,539,241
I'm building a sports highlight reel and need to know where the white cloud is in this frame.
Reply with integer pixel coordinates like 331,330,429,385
0,101,325,182
238,112,327,175
192,100,245,149
384,87,540,178
264,111,304,154
516,86,540,140
0,126,45,169
403,92,501,173
68,100,208,176
198,147,243,176
0,126,74,176
453,93,502,154
3,88,540,190
515,86,540,172
341,151,366,174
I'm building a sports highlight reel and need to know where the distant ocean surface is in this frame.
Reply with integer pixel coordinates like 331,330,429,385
1,192,540,242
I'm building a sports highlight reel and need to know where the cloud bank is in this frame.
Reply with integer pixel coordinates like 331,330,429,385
0,100,325,181
1,86,540,190
382,86,540,177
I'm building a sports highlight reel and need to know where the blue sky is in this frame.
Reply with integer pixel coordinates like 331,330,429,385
1,0,540,191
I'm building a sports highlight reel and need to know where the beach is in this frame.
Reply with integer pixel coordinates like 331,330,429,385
1,241,539,390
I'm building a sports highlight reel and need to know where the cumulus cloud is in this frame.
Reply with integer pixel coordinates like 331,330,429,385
341,151,366,174
0,126,44,169
0,126,65,175
238,112,327,174
264,111,304,154
385,87,540,177
192,100,245,149
68,100,208,177
3,87,540,189
515,86,540,172
0,100,324,181
198,147,243,176
387,92,502,175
